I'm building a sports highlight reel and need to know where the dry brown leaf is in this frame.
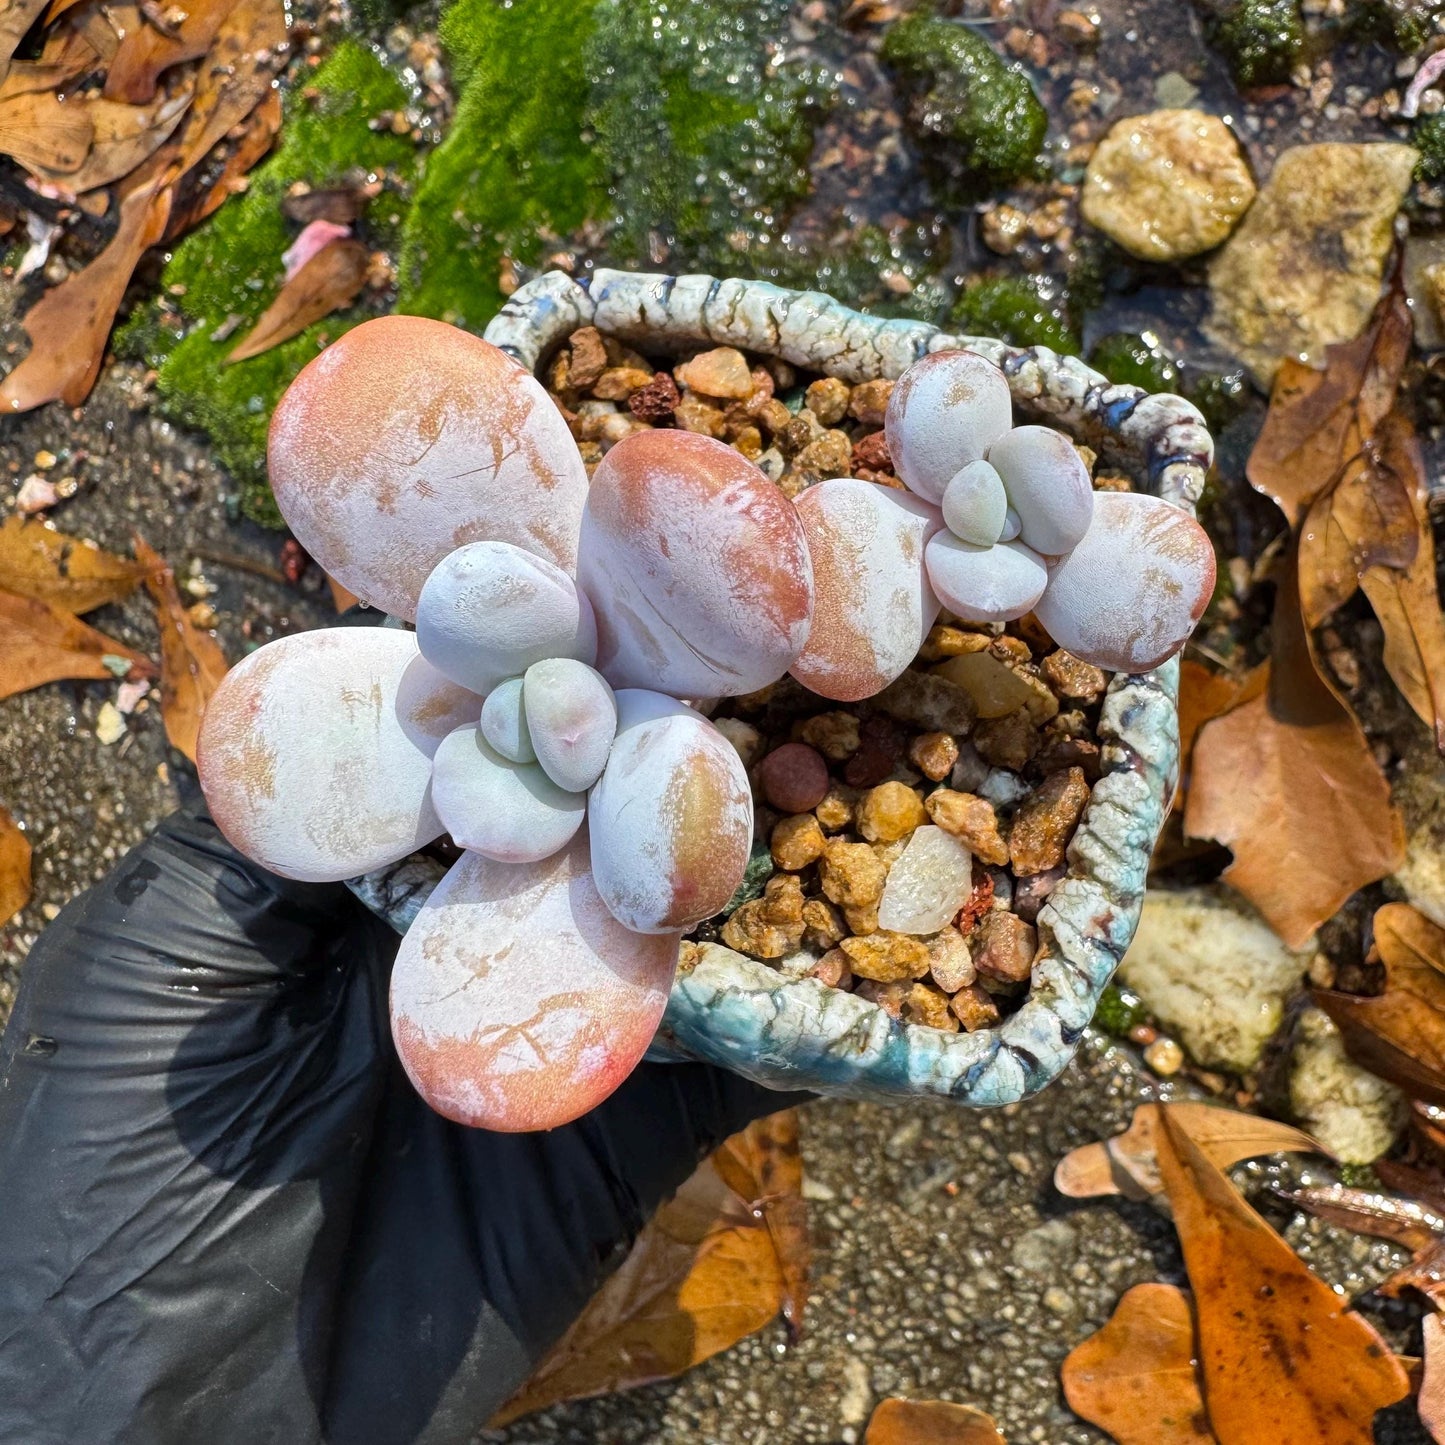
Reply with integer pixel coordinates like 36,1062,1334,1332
1155,1108,1409,1443
0,586,155,700
1247,281,1412,528
226,238,369,363
0,515,150,613
28,89,191,193
1061,1283,1215,1445
489,1112,807,1427
1356,419,1445,753
1423,1314,1445,1445
0,0,51,86
864,1397,1008,1444
711,1108,810,1335
0,89,94,173
1053,1102,1320,1202
0,803,32,927
1174,660,1252,808
0,26,102,98
1315,902,1445,1107
104,0,237,103
1285,1182,1445,1253
1185,556,1403,948
162,86,278,238
133,535,225,762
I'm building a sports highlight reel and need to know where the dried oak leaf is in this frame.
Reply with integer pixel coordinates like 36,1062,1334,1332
1174,660,1252,808
1285,1181,1445,1254
226,238,370,363
1315,902,1445,1108
163,88,279,239
1185,556,1403,949
0,586,155,700
1356,418,1445,754
27,89,193,195
0,26,101,100
1155,1108,1409,1444
0,516,149,613
1053,1102,1320,1202
0,802,32,927
1247,281,1411,528
104,0,236,104
489,1110,806,1427
864,1397,1008,1444
1422,1313,1445,1444
0,0,50,86
134,536,225,763
1061,1283,1215,1445
0,89,94,173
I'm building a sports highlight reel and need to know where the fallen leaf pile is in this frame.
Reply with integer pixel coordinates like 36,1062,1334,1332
0,0,289,412
1058,1103,1413,1442
1181,278,1439,947
489,1109,811,1428
0,515,221,759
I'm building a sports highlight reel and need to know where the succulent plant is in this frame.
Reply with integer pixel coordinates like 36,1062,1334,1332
793,349,1215,699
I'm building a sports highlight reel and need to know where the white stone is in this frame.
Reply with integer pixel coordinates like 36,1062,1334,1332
1289,1006,1405,1165
878,825,974,935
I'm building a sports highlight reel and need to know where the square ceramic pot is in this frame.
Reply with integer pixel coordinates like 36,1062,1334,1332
349,268,1214,1107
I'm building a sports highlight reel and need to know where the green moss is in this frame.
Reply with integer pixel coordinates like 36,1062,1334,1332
1094,984,1148,1038
1417,113,1445,181
397,0,602,327
119,43,416,524
949,274,1078,354
1208,0,1303,88
1089,332,1179,394
880,9,1046,197
1346,0,1438,52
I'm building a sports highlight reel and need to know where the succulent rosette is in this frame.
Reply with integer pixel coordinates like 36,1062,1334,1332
790,349,1216,700
198,316,815,1133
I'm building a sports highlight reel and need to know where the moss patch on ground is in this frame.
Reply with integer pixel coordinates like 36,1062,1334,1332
949,274,1078,354
880,8,1046,199
1205,0,1303,88
118,42,416,524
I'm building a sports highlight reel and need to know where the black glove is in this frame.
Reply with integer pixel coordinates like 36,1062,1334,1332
0,795,794,1445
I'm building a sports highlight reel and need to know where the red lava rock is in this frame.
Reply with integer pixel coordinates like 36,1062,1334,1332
280,538,310,584
627,372,681,420
955,860,995,936
971,911,1038,984
851,429,892,472
757,742,830,813
843,715,905,788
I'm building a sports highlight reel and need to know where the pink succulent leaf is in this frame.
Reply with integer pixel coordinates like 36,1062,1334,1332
281,219,352,281
985,425,1094,557
577,430,814,698
925,532,1047,624
522,658,618,793
790,477,943,702
390,839,678,1132
268,316,588,621
197,628,482,882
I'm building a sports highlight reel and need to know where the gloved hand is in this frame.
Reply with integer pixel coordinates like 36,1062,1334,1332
0,794,794,1445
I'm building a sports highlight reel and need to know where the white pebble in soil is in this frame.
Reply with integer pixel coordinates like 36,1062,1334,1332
877,825,974,935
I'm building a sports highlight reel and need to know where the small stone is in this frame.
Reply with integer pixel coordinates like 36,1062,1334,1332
772,813,826,870
675,346,754,400
987,635,1033,667
1042,649,1107,702
856,978,910,1018
1012,864,1065,923
803,898,847,952
1289,1005,1405,1164
806,376,851,425
839,931,932,982
1144,1037,1185,1076
979,769,1030,810
674,395,728,437
780,408,826,457
852,430,892,473
903,981,959,1031
815,785,856,833
732,425,763,461
799,711,861,761
924,789,1009,866
927,925,975,992
713,716,762,767
810,947,853,989
819,837,887,909
592,366,655,400
843,901,880,936
1056,8,1098,44
627,372,681,419
95,701,126,745
1035,735,1101,782
950,983,1002,1031
973,710,1041,771
1081,109,1256,262
878,825,973,934
754,397,794,435
33,449,57,470
15,476,58,513
758,742,830,813
950,740,989,793
909,731,958,782
721,873,806,959
848,379,894,426
933,651,1040,719
567,327,608,389
857,781,927,843
793,429,853,481
971,911,1037,984
1009,767,1090,874
874,669,977,735
920,625,990,662
755,448,786,483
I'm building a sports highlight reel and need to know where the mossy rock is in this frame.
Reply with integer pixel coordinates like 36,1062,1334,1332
1204,0,1303,88
880,9,1046,198
949,274,1078,354
117,42,417,525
